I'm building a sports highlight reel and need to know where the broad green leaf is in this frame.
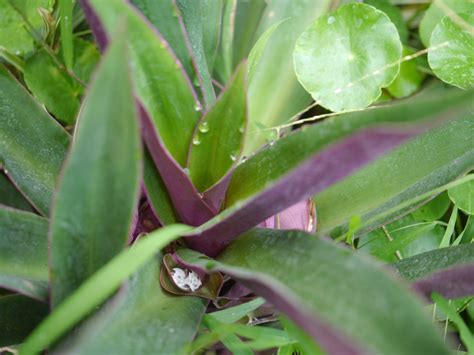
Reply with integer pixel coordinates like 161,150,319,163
0,295,48,347
55,258,206,354
394,243,474,280
176,0,217,106
180,229,449,355
50,35,141,306
448,176,474,214
412,192,451,221
0,173,34,212
226,87,472,209
21,224,191,354
365,0,409,43
59,0,74,69
89,0,201,166
428,12,474,90
248,19,288,83
419,0,474,47
0,207,48,301
294,3,402,112
24,49,80,125
143,149,178,225
314,89,474,236
188,63,247,191
0,65,70,216
0,0,52,55
72,38,100,83
131,0,194,81
387,46,426,98
244,0,331,155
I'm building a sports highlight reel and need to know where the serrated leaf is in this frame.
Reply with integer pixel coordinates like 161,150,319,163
24,49,80,125
188,63,247,192
428,12,474,90
0,207,48,301
294,3,402,112
50,34,141,306
0,65,70,216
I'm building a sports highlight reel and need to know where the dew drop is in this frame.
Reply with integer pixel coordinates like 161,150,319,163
269,140,275,146
192,135,201,145
230,153,237,161
194,102,202,112
15,50,21,56
183,168,190,175
239,124,245,133
327,16,336,25
198,121,209,133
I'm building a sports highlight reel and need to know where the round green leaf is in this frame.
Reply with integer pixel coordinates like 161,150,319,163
419,0,474,47
448,176,474,215
294,3,402,112
387,46,426,98
428,12,474,90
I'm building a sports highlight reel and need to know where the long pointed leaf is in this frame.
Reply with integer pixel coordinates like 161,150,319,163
54,257,206,354
179,229,449,355
0,173,34,212
188,63,247,192
187,88,473,256
0,207,48,301
50,34,141,306
0,66,70,216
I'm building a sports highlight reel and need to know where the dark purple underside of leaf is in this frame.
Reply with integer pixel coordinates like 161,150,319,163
80,0,108,51
186,127,416,256
412,263,474,300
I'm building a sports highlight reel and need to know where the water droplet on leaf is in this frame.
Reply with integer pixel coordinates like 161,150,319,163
327,16,336,25
198,121,209,133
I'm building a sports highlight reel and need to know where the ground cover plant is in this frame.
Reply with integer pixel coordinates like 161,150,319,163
0,0,473,354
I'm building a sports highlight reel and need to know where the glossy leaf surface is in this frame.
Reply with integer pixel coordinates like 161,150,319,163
294,3,402,112
0,207,48,301
88,0,200,166
55,258,206,354
188,63,247,192
428,12,474,90
0,66,70,216
50,35,141,306
180,229,449,355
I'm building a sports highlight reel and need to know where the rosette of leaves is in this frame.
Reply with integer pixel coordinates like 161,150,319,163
0,0,473,354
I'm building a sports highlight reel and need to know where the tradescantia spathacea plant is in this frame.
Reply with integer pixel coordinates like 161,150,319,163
0,0,474,353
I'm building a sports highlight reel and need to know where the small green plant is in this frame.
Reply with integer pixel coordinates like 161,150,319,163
0,0,473,354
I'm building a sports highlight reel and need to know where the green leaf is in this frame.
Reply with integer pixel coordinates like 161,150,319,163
21,224,191,354
440,206,458,247
432,293,474,352
143,149,178,225
201,0,223,75
24,49,80,125
412,192,450,221
181,229,450,355
394,243,474,280
0,207,48,301
280,316,324,355
213,0,236,83
448,176,474,214
248,19,288,84
89,0,201,167
294,3,402,112
0,294,48,347
59,0,74,69
131,0,194,82
419,0,474,47
188,63,247,191
387,46,426,98
55,258,206,354
206,298,265,324
244,0,331,155
0,173,34,212
428,12,474,90
176,0,217,106
72,38,100,84
0,0,52,55
364,0,409,43
0,65,70,216
314,88,474,236
50,34,141,306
